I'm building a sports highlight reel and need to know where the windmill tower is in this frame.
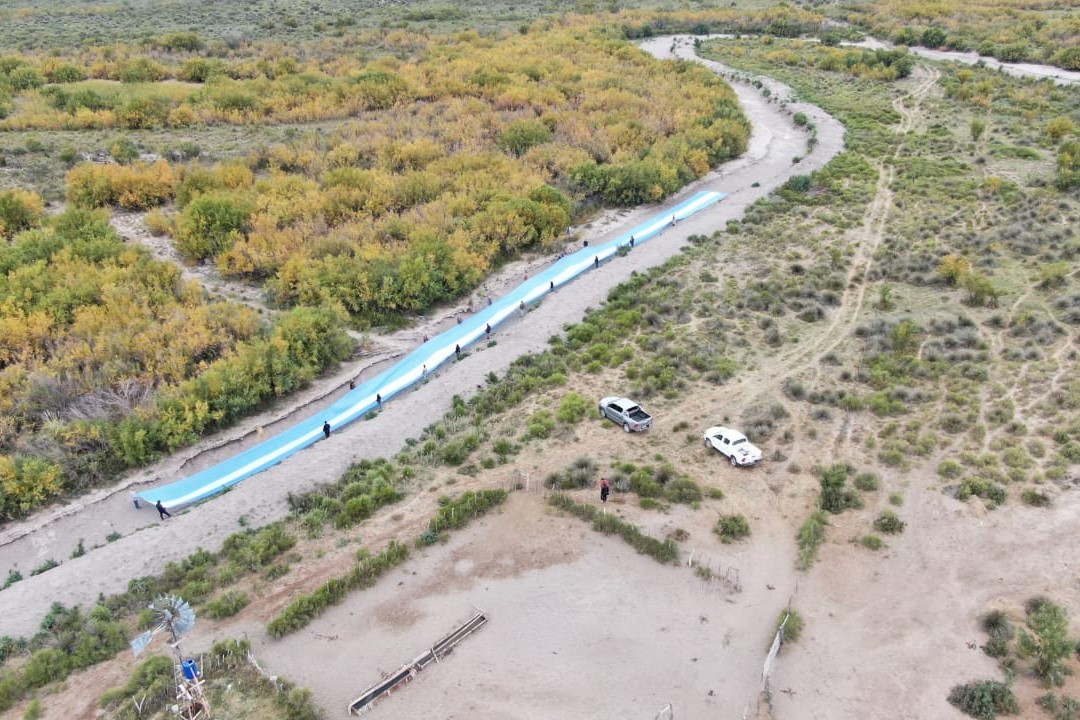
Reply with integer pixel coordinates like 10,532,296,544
130,594,211,719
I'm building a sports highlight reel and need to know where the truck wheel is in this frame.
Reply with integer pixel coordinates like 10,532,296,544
730,455,738,467
623,423,631,433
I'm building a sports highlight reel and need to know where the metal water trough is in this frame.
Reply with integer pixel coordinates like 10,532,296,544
348,610,488,715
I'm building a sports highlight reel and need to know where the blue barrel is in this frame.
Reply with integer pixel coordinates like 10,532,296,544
181,659,198,680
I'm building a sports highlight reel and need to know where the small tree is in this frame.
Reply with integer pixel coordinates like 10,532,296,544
939,254,971,285
962,272,999,308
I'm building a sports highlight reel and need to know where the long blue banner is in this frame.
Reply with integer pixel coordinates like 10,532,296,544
140,191,725,508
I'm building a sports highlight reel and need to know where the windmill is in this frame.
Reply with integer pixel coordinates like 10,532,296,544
130,594,211,719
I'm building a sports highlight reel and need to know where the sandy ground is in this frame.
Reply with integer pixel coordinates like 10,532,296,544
259,490,799,719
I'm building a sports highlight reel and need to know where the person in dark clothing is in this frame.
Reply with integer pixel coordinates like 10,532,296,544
485,323,492,337
600,478,611,504
376,393,382,408
348,380,356,390
594,256,599,269
322,421,331,439
156,500,171,520
455,344,461,359
629,235,635,247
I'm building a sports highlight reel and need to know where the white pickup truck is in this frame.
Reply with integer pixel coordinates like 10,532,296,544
598,397,653,433
704,426,763,466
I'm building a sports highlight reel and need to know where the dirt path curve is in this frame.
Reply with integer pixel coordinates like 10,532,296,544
0,36,845,638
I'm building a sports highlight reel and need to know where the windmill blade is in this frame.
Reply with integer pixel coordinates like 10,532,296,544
151,595,196,639
130,630,154,657
172,598,196,636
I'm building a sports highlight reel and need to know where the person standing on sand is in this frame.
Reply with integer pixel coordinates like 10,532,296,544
322,420,331,439
600,478,611,504
156,500,171,520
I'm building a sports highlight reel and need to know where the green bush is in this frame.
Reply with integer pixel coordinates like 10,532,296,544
982,637,1010,659
556,392,589,424
664,477,702,504
174,193,252,262
818,465,862,514
525,409,555,439
947,680,1018,719
1018,598,1074,687
777,608,803,644
859,534,884,551
873,510,905,534
267,541,410,638
715,514,750,543
1021,489,1051,507
204,590,251,619
548,494,677,564
796,511,828,571
853,472,879,491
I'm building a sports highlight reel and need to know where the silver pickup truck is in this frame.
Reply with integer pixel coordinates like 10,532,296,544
598,396,653,432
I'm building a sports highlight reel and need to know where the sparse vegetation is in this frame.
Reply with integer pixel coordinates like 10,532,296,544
715,514,751,543
548,493,678,564
947,679,1019,719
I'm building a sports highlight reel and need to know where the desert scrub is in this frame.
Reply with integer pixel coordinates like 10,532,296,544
715,514,750,543
1021,488,1052,507
266,541,409,638
853,472,879,492
285,457,405,532
818,464,862,514
776,608,804,644
873,510,905,534
547,456,598,490
796,511,828,571
203,590,250,619
859,534,884,551
426,489,508,540
947,680,1018,720
548,493,678,564
1018,597,1074,688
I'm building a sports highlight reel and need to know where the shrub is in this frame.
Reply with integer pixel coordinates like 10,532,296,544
525,409,555,439
777,608,803,644
0,189,45,238
873,511,905,534
982,636,1010,659
548,494,677,564
715,514,750,543
796,511,828,570
174,192,252,261
204,590,250,619
947,680,1018,719
1018,599,1074,687
556,392,589,423
818,465,861,514
859,535,884,551
267,541,410,637
1021,489,1051,507
853,472,879,492
664,477,702,504
983,610,1015,640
